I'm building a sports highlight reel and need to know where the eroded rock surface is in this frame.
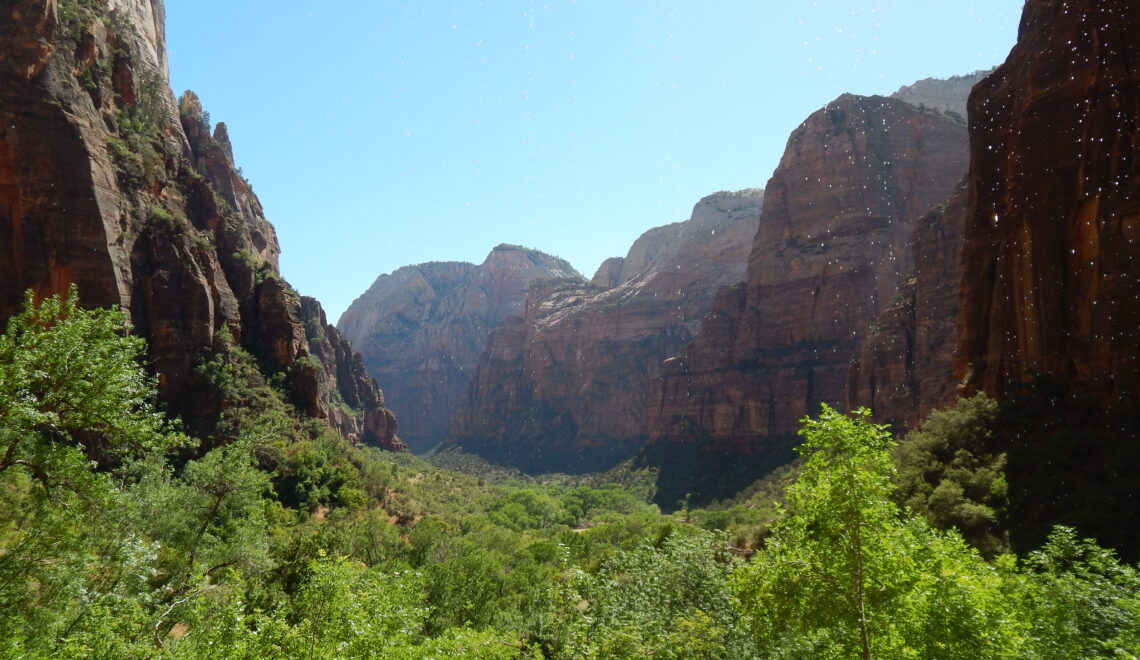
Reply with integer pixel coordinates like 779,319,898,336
849,181,969,428
0,0,399,448
649,96,969,454
448,189,763,472
338,245,578,451
955,0,1140,402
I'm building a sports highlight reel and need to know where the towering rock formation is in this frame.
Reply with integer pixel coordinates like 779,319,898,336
842,2,1140,558
0,0,401,449
448,189,763,472
337,245,579,452
649,96,969,459
954,0,1140,403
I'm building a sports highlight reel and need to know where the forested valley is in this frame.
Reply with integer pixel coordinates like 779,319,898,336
2,291,1136,658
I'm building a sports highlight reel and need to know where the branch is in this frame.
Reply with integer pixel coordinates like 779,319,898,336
154,584,218,647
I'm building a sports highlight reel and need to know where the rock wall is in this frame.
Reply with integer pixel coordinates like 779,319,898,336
848,181,969,428
448,189,763,472
337,245,578,451
0,0,400,449
649,96,969,452
300,297,402,450
890,70,991,119
955,0,1140,402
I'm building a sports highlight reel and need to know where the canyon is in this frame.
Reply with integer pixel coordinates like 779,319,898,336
445,189,764,472
3,0,1137,526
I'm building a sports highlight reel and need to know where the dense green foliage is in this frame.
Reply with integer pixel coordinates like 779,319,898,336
734,407,1021,658
893,394,1009,556
1,292,1137,658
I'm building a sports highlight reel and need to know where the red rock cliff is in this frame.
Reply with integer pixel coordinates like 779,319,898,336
448,190,763,472
337,245,579,452
650,96,968,451
955,0,1140,402
0,0,400,448
848,181,969,428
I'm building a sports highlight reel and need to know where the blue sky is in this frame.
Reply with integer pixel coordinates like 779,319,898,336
165,1,1024,321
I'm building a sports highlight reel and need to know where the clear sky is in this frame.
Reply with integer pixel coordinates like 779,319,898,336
164,1,1024,322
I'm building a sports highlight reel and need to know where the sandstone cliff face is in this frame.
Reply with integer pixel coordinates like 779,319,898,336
848,181,969,427
337,245,578,452
300,297,402,450
955,0,1140,402
0,0,400,449
650,96,968,452
890,71,991,119
448,189,763,472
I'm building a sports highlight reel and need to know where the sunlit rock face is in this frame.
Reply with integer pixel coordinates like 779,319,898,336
890,70,991,119
649,95,969,452
338,245,580,453
955,0,1140,402
0,0,400,448
446,190,763,472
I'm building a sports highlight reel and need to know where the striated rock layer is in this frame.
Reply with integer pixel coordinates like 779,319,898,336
955,0,1140,403
848,181,969,428
448,189,764,472
0,0,401,449
649,96,969,457
337,245,578,452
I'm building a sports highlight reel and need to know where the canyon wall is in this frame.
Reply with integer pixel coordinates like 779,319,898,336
0,0,401,449
848,181,969,428
447,189,763,472
337,245,579,452
955,0,1140,402
649,95,969,455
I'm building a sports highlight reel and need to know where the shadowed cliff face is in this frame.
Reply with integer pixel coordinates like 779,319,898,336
849,181,970,429
447,190,763,473
650,96,969,454
337,245,579,452
0,0,401,449
955,0,1140,402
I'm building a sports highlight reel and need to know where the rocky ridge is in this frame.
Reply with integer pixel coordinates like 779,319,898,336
0,0,401,449
447,189,763,472
338,244,578,451
889,70,991,119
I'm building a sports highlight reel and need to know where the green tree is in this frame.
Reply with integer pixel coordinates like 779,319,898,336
0,288,184,654
0,287,184,489
732,406,1024,658
893,394,1009,556
563,531,746,659
1017,526,1140,658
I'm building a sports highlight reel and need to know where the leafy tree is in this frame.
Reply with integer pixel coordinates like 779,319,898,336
0,289,184,654
732,406,1024,658
1017,526,1140,658
563,531,746,659
893,394,1009,556
0,287,184,490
